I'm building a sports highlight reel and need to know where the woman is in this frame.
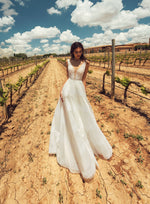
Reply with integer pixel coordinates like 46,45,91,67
49,42,113,181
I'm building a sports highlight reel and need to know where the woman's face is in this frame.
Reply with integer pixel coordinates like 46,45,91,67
73,47,82,59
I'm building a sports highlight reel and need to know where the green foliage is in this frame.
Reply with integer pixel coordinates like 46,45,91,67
59,190,63,203
120,179,127,185
135,180,143,188
124,133,143,141
137,155,144,163
141,86,148,95
96,188,102,199
42,177,47,185
106,70,110,75
115,76,130,87
0,87,9,106
88,69,93,73
108,170,116,179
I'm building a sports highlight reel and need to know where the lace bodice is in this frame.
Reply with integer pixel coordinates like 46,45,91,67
67,59,86,80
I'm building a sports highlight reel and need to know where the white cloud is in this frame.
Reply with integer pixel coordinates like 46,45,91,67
1,42,5,46
102,10,138,30
43,43,60,53
2,26,60,56
0,15,15,32
0,0,29,32
0,45,14,57
43,43,70,54
40,39,49,43
47,0,79,15
42,43,49,48
70,0,138,30
81,24,150,48
55,0,79,9
1,22,150,57
14,0,25,7
47,7,61,15
0,0,18,16
52,0,150,31
132,0,150,20
33,47,41,53
53,39,61,43
140,0,150,10
3,26,12,32
6,26,60,45
58,29,80,43
126,24,150,43
70,0,150,31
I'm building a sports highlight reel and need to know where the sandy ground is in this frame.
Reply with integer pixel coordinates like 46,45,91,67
0,58,150,204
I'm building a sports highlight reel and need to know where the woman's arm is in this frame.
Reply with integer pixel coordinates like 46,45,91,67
60,59,69,94
82,60,90,89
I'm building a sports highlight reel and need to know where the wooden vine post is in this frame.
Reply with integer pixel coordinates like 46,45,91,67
108,48,110,68
0,79,8,121
111,39,115,99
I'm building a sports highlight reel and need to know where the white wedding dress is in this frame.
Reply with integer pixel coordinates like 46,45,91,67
49,58,112,179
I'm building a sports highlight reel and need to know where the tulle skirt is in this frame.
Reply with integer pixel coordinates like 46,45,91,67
49,78,112,179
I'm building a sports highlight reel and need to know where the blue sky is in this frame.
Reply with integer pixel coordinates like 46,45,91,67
0,0,150,57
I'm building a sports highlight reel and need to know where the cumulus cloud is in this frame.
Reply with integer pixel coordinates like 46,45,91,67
32,47,41,53
42,43,49,48
59,29,80,43
81,24,150,48
1,42,5,46
53,29,80,43
49,0,150,31
102,10,138,30
0,0,18,16
126,24,150,43
52,29,80,44
47,0,79,15
55,0,79,9
47,7,61,15
133,0,150,19
70,0,139,30
0,15,15,32
1,23,150,57
0,45,14,57
0,0,29,32
6,26,60,45
40,39,49,43
3,26,60,56
42,43,70,54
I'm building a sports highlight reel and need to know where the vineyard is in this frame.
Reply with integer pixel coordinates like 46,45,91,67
0,58,46,77
0,56,150,203
0,59,50,124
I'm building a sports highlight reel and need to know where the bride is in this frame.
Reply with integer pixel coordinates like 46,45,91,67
49,41,113,181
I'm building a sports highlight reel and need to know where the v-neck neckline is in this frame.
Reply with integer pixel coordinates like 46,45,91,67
69,59,85,71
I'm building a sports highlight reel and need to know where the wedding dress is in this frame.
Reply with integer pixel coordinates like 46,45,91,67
48,58,112,179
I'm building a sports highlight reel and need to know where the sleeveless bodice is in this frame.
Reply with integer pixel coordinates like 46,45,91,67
67,59,86,80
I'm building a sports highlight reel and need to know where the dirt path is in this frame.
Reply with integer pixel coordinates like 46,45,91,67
0,58,150,204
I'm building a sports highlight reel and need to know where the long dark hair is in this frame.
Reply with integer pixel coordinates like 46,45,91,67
70,42,87,61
